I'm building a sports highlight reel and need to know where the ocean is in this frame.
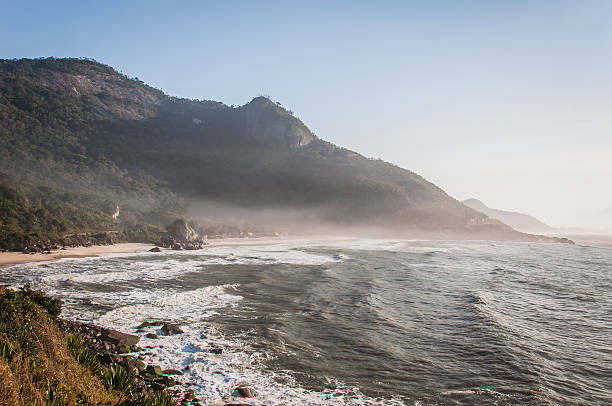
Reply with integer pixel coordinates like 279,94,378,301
1,239,610,405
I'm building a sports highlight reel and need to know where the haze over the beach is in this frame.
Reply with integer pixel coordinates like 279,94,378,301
3,0,610,230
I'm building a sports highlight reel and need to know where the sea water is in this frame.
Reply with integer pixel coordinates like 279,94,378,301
2,239,611,405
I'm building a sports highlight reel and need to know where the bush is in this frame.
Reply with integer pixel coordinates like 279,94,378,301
102,366,134,394
19,284,63,319
68,335,103,376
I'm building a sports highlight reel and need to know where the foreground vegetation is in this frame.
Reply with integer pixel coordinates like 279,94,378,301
0,285,177,405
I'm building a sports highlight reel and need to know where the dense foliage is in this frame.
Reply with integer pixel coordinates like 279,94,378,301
0,173,117,250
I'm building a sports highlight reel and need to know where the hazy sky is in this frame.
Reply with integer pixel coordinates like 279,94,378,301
2,1,611,229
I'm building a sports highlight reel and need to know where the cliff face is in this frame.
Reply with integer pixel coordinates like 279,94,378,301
0,57,542,241
243,97,316,150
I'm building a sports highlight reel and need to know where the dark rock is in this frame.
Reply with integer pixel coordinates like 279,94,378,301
134,359,146,371
163,369,183,375
149,246,162,252
150,381,166,392
99,353,119,365
117,344,133,354
119,357,143,375
102,328,140,347
137,321,161,329
167,219,198,242
209,347,223,354
162,219,206,250
161,323,183,335
146,365,163,376
145,332,159,339
234,386,256,398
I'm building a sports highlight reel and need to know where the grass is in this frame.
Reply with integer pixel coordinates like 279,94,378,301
0,286,178,406
1,341,15,362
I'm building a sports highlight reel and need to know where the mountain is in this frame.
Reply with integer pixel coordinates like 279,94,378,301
462,199,554,233
0,58,556,249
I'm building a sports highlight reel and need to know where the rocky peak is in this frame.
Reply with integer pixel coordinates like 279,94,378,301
242,96,316,150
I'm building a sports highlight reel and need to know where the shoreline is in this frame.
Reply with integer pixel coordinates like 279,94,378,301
0,235,354,269
0,243,154,269
0,233,588,270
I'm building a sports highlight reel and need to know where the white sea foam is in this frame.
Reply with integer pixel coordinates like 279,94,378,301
0,243,407,405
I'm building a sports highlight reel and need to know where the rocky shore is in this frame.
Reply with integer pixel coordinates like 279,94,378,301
55,318,206,405
56,318,258,406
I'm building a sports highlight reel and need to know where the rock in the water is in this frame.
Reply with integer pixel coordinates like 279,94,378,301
145,332,159,339
149,246,162,252
234,386,256,398
163,368,183,376
137,321,161,329
161,323,183,335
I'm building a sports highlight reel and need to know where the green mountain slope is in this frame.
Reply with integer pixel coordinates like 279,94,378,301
0,57,548,249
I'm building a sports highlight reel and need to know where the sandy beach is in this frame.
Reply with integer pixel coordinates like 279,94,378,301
0,243,154,269
0,236,352,270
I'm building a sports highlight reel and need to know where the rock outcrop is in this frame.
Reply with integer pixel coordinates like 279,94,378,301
243,96,316,150
160,219,206,250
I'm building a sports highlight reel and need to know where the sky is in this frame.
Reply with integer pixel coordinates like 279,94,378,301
2,1,611,229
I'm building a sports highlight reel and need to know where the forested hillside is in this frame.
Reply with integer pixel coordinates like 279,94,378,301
0,57,545,250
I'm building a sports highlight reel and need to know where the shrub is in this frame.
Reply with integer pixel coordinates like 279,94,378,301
122,391,177,406
102,365,134,394
67,335,103,376
20,284,63,319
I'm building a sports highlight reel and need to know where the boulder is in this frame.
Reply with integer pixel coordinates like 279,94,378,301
163,368,183,376
137,321,161,329
101,328,140,347
149,246,162,252
145,332,159,339
161,323,183,335
146,365,163,376
117,344,133,353
234,386,256,398
167,219,198,242
163,219,206,250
